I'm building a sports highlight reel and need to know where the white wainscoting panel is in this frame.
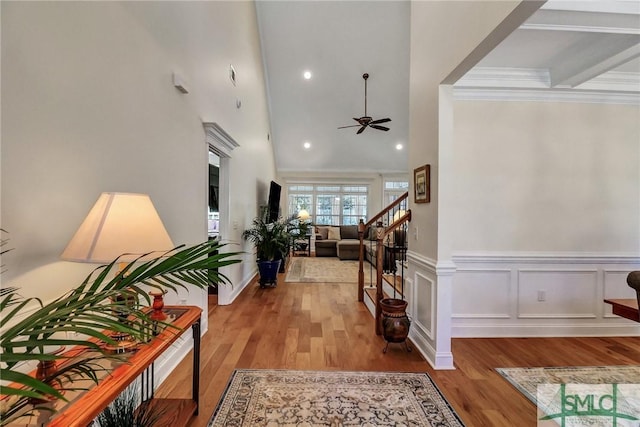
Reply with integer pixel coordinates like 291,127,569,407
451,253,640,337
414,272,435,339
406,251,442,368
517,269,598,319
453,269,511,319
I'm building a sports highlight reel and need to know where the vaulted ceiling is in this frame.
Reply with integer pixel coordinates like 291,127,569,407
256,1,640,174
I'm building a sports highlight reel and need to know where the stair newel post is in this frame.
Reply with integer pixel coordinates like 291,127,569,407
357,219,365,302
375,221,385,335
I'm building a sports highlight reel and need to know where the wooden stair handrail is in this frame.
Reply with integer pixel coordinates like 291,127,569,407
357,192,411,335
362,191,409,231
357,192,410,302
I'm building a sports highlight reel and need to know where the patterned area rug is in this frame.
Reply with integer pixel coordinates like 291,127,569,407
209,369,464,426
285,257,369,283
496,365,640,405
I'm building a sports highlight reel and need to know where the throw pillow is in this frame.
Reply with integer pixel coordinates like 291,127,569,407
327,226,341,241
316,226,329,240
340,225,358,240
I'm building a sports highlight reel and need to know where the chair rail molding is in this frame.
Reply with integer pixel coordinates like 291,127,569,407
451,251,640,337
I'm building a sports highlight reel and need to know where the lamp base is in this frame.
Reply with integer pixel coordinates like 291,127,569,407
149,289,167,321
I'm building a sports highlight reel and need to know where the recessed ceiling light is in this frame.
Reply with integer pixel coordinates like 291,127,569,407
395,143,403,150
303,141,311,149
303,70,312,80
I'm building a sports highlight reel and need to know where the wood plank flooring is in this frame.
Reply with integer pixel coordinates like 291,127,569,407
157,270,640,427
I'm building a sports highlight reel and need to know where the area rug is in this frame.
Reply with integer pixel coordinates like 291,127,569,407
209,369,465,426
285,257,371,283
496,365,640,405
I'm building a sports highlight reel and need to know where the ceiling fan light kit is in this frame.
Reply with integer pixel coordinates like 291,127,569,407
338,73,391,134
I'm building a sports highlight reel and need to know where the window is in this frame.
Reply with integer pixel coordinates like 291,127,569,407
383,179,409,207
288,184,368,225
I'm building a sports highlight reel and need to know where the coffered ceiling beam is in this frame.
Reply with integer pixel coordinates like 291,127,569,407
523,9,640,35
551,41,640,87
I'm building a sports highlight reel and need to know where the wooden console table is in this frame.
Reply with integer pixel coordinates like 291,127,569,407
604,298,639,323
291,232,312,257
10,305,201,427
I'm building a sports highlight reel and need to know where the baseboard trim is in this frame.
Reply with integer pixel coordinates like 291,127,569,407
409,329,455,370
219,269,257,305
452,323,640,338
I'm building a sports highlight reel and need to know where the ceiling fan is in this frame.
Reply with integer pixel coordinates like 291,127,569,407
338,73,391,134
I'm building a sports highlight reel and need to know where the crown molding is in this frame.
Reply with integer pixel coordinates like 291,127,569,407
578,71,640,91
455,67,640,105
456,67,550,88
453,87,640,105
521,22,640,35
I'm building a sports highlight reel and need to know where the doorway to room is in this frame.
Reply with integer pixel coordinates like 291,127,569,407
204,122,238,313
208,150,221,310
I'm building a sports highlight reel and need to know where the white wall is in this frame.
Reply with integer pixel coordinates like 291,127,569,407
1,0,274,380
452,101,640,253
121,2,277,303
407,0,526,368
450,100,640,336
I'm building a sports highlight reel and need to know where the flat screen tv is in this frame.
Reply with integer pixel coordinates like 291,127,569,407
267,180,281,223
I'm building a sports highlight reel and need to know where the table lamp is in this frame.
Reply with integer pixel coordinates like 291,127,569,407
297,209,311,237
61,192,175,349
298,209,310,221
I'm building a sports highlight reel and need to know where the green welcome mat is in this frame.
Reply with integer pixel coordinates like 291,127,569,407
209,369,464,426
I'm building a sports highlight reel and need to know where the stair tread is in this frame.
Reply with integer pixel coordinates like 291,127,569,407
382,274,404,295
365,287,404,302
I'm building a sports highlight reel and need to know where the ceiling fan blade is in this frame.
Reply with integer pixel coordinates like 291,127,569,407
370,118,391,125
338,124,361,129
353,118,362,123
356,125,367,134
370,125,389,131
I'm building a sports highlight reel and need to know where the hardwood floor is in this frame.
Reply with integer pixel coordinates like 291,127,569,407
157,271,640,427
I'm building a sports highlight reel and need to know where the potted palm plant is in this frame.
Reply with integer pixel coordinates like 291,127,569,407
0,236,241,426
242,208,293,287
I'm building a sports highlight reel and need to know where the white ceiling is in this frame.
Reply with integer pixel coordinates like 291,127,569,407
256,1,640,174
256,1,411,174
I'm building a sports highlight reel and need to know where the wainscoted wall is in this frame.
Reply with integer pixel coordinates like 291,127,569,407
451,253,640,337
406,251,455,370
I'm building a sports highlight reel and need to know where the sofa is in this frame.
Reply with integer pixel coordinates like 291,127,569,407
314,224,396,271
315,225,361,260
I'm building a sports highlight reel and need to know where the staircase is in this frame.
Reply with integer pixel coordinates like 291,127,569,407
357,192,410,335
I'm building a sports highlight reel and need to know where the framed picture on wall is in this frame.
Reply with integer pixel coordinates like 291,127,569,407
414,164,430,203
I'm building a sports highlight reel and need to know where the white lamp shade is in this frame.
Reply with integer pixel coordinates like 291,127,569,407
298,209,310,221
61,192,175,263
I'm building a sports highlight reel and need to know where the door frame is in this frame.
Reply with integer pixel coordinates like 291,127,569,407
203,123,239,308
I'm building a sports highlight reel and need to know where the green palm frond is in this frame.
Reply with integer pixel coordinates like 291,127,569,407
242,208,298,260
97,385,163,427
0,355,114,424
0,239,241,425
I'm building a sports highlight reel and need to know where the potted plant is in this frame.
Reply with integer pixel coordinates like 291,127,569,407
242,208,294,287
288,212,312,255
0,237,241,425
96,385,162,427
